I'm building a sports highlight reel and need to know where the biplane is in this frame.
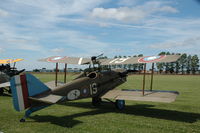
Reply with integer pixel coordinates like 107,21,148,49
0,58,25,95
9,54,181,122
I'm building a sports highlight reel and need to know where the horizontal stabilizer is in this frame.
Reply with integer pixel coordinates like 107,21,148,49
0,82,10,88
101,89,179,103
29,94,64,104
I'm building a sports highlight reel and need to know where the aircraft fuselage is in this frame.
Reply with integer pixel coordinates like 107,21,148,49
52,70,127,101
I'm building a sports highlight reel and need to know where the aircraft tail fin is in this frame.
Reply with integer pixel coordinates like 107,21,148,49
10,73,50,111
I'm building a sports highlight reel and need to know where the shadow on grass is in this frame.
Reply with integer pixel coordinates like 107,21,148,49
30,101,200,128
0,93,11,97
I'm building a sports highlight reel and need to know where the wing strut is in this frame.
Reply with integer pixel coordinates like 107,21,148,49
55,63,58,86
150,63,154,91
142,63,155,95
64,63,67,83
142,63,146,96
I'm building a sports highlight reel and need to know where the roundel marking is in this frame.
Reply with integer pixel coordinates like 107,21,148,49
138,55,166,63
47,56,67,62
67,89,81,100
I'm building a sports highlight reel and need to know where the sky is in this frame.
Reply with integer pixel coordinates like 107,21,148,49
0,0,200,70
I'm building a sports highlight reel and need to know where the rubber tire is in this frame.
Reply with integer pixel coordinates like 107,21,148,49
8,88,12,94
20,118,25,122
115,100,125,110
92,97,102,106
0,88,4,96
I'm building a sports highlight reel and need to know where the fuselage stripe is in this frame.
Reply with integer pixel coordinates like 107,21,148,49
20,74,29,109
15,75,25,111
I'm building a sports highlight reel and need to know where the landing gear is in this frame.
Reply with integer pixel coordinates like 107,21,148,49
20,118,26,122
115,100,125,110
0,88,4,95
92,97,102,106
19,105,50,122
8,88,12,94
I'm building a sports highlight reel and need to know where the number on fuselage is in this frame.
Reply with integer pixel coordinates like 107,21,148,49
90,83,98,95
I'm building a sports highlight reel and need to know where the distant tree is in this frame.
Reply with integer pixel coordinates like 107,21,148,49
165,52,171,74
132,55,138,70
138,54,143,73
156,52,166,74
179,53,187,74
123,56,127,69
33,69,40,72
191,55,199,74
117,55,122,68
186,55,192,74
54,68,60,72
112,55,118,69
169,62,175,74
175,53,181,74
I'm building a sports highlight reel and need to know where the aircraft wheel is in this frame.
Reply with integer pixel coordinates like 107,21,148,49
20,118,26,122
115,100,125,110
8,88,12,94
92,97,102,106
0,88,4,95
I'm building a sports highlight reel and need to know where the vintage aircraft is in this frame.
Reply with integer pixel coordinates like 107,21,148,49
9,54,181,122
0,58,25,95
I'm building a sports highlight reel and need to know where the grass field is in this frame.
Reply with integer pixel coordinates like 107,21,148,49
0,73,200,133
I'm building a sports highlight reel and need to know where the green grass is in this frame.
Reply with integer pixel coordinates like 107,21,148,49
0,73,200,133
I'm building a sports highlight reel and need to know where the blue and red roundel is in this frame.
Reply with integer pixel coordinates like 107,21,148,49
138,55,166,63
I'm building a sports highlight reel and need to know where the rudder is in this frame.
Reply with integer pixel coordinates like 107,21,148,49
10,73,50,111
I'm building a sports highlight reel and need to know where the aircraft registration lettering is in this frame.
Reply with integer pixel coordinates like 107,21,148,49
90,83,97,95
109,58,129,64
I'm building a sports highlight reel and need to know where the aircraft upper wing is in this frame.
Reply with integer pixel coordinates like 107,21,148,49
38,55,181,65
0,59,23,64
100,55,181,65
38,56,91,65
0,59,11,64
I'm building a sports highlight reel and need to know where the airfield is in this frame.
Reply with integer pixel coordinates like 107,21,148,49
0,73,199,133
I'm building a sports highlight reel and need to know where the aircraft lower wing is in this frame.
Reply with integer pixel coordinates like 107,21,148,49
101,89,179,103
0,82,10,88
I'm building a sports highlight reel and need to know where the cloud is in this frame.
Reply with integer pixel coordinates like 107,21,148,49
91,7,146,22
158,6,178,13
0,48,4,53
50,48,64,53
0,9,9,17
150,36,200,49
90,1,178,23
1,38,43,51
